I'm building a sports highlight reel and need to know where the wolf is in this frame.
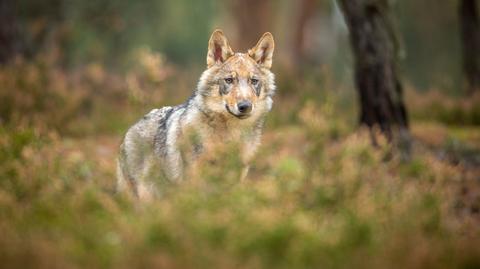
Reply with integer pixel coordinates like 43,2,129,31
117,29,275,200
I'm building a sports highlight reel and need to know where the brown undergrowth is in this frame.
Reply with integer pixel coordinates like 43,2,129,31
0,57,479,269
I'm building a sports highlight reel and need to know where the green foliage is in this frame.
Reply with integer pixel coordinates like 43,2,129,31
16,0,217,68
413,99,480,126
0,41,479,269
1,80,479,268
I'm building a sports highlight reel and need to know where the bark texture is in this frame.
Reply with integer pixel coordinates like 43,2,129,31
459,0,480,94
338,0,408,143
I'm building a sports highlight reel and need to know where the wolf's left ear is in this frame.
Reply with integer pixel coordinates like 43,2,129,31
207,29,234,68
248,32,275,69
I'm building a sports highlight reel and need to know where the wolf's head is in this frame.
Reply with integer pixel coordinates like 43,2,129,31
197,29,275,121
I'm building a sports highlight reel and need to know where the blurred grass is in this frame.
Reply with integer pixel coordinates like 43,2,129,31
0,54,479,269
407,89,480,126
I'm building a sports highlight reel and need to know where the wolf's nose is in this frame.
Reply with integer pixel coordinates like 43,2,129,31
237,101,252,114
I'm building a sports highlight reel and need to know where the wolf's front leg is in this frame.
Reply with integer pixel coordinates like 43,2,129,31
135,155,163,201
164,148,184,182
240,132,261,182
240,165,250,182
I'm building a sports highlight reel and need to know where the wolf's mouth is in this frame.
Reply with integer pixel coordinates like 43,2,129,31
226,105,250,119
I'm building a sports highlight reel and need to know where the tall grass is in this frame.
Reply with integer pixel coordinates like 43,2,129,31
0,56,479,269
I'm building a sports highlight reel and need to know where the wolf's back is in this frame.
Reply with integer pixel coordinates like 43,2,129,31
117,106,174,196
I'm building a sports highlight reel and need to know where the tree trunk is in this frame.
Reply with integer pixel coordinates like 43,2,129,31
0,0,22,64
338,0,409,146
230,0,271,51
459,0,480,95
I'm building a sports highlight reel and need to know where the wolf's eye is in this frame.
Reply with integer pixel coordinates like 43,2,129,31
251,78,259,85
225,78,234,84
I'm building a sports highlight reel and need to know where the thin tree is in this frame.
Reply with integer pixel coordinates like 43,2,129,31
459,0,480,95
0,0,23,63
292,0,317,68
230,0,271,51
338,0,409,149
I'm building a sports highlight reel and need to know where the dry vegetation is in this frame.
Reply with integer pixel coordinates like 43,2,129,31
0,52,479,269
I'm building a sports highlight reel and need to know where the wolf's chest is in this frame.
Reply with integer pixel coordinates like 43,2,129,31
180,124,249,159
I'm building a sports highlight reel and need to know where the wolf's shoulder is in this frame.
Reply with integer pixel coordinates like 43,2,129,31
143,106,174,122
126,106,174,139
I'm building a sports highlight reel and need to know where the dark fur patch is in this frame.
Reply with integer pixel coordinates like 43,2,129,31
260,47,268,63
214,44,223,62
219,82,230,95
154,106,175,157
254,81,262,96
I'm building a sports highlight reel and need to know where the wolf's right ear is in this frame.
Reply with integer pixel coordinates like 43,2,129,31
207,29,234,68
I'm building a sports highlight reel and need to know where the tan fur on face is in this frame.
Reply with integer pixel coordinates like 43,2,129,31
223,55,259,113
196,30,276,125
200,53,273,121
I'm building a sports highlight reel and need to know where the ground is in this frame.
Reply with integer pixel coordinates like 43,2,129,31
0,59,479,268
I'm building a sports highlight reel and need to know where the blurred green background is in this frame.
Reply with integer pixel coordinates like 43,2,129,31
11,0,463,91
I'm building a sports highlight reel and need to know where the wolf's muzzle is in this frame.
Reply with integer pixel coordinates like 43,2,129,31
226,103,251,119
237,100,252,114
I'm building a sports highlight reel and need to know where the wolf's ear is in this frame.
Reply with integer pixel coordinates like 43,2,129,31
207,29,234,68
248,32,275,69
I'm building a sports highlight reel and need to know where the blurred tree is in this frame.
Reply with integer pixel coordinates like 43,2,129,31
338,0,409,147
6,0,216,68
292,0,317,68
230,0,271,51
459,0,480,94
0,0,23,63
397,0,462,91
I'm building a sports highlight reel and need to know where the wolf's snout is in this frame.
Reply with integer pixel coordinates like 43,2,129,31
237,100,252,114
